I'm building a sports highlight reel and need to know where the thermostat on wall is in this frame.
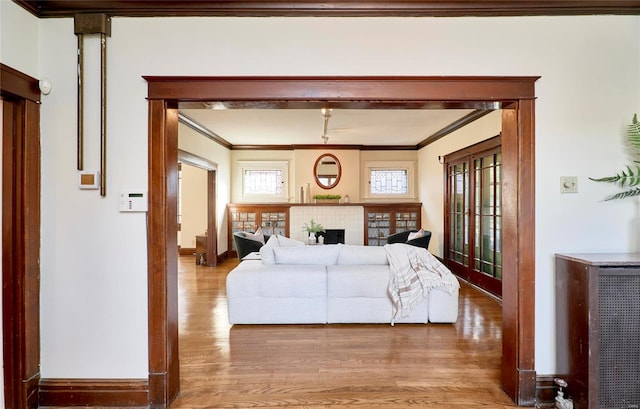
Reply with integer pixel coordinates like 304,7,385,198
78,171,100,190
119,191,148,212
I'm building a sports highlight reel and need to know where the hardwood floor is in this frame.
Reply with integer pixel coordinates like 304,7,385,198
172,255,517,408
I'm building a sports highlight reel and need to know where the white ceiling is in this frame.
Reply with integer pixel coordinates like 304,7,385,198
179,108,477,146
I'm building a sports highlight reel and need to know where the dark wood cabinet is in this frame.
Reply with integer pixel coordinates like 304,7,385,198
363,203,421,246
227,202,422,255
555,253,640,409
227,204,290,257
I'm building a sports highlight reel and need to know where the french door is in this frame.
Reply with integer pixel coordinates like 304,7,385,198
444,135,502,297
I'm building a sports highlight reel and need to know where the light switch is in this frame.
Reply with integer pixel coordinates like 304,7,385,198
560,176,578,193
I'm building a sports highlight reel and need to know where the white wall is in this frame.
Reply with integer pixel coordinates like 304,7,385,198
3,0,638,379
0,1,40,77
179,164,208,249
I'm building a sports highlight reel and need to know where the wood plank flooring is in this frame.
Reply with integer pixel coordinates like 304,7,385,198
172,255,517,408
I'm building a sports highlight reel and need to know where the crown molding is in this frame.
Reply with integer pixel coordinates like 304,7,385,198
14,0,640,18
417,109,493,149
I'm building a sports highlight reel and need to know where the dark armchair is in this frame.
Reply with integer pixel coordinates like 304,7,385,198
232,231,271,260
386,229,432,250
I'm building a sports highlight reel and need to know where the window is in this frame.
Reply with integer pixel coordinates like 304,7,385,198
239,161,289,202
364,161,415,199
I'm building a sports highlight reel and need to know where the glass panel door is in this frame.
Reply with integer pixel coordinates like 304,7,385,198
448,162,469,267
472,151,503,294
444,136,502,297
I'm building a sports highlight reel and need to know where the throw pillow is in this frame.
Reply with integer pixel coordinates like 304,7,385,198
407,229,426,242
245,227,265,244
265,235,279,247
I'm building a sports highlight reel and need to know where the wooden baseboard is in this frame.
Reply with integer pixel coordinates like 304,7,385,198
536,375,557,408
39,378,149,407
178,247,195,256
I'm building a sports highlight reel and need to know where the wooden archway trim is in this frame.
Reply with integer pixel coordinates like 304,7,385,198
1,63,41,409
146,76,538,407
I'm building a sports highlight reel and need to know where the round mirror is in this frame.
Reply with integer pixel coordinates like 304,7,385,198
314,153,341,189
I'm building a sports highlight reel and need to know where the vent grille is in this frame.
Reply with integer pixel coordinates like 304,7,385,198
599,274,640,409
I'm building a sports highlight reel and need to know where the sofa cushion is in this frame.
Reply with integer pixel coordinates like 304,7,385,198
227,263,326,298
327,265,391,298
273,245,340,265
226,262,328,324
266,235,306,248
337,245,388,265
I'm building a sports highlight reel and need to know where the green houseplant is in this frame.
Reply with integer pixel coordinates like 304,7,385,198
302,219,324,233
590,114,640,200
302,219,324,244
313,194,342,203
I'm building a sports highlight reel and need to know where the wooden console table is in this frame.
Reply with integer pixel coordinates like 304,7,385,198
195,235,207,265
555,253,640,409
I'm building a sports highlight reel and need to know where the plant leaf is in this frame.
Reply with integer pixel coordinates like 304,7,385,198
590,114,640,200
604,187,640,201
628,113,640,155
589,175,621,184
589,164,640,187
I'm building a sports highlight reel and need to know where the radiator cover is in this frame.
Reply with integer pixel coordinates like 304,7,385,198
556,254,640,409
599,274,640,409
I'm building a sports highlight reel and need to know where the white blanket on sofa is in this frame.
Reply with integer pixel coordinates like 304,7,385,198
384,243,459,325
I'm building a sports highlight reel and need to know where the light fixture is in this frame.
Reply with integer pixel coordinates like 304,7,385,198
206,101,228,110
321,108,332,144
39,78,52,95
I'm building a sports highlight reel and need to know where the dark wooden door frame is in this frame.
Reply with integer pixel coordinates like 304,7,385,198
1,64,41,409
178,149,218,266
145,76,538,407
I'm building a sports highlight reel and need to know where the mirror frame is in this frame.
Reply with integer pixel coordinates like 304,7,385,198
313,153,342,190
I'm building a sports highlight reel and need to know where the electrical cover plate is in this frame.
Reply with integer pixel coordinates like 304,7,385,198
119,191,148,212
560,176,578,193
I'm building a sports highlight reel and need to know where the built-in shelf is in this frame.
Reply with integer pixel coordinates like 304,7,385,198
228,202,422,253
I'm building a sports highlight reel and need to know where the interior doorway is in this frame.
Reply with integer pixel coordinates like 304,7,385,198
178,149,218,267
145,76,537,407
1,64,42,409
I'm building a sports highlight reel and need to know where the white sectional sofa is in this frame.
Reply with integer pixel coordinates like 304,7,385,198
226,243,459,325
